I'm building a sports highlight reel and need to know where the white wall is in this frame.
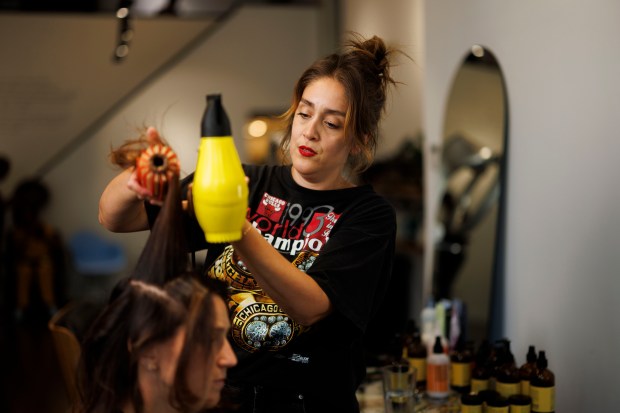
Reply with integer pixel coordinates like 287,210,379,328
343,0,620,410
422,1,620,411
341,0,425,158
40,6,323,289
341,0,427,321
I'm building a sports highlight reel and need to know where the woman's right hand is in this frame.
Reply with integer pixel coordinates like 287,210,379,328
99,127,166,231
128,127,167,206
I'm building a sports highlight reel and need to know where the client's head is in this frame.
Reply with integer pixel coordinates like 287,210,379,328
77,276,236,413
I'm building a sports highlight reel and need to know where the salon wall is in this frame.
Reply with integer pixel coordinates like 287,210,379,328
340,0,427,321
424,1,620,411
345,0,620,411
0,6,324,295
341,0,425,159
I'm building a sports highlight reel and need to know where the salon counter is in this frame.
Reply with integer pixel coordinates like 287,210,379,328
356,376,461,413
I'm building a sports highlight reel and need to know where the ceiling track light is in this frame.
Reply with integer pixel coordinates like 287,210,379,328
113,0,134,63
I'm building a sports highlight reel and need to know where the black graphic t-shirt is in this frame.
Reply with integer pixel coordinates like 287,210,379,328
178,164,396,403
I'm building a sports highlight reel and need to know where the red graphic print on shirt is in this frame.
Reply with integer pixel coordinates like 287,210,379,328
256,192,287,222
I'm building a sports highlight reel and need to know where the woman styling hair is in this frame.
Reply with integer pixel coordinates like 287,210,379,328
98,33,403,412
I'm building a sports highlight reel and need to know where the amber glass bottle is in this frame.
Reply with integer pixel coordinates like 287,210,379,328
490,339,508,389
404,328,427,391
460,392,483,413
471,340,493,394
450,335,472,394
518,345,537,396
401,319,418,355
495,340,520,398
508,394,533,413
530,351,555,413
486,395,509,413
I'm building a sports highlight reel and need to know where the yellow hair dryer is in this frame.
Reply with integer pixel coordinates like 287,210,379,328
192,94,248,243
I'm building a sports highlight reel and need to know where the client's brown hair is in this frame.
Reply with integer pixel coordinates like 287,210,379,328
109,129,189,285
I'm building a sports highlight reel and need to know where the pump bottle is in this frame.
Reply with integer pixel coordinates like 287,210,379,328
449,335,472,394
192,94,248,243
530,351,555,413
404,325,427,391
518,345,537,396
471,340,493,394
495,340,520,398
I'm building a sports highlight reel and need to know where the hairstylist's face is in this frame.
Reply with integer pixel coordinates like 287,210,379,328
290,77,353,190
188,296,237,409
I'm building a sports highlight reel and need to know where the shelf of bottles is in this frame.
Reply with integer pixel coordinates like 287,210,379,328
358,299,555,413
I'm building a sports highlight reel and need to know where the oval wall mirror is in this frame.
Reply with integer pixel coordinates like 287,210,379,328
433,45,508,344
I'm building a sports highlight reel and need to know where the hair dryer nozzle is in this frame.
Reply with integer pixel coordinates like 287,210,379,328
202,94,231,137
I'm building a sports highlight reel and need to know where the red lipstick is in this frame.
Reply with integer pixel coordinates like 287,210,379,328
299,146,316,157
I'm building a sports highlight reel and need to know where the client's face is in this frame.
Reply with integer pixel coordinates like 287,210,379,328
155,327,186,387
187,296,237,409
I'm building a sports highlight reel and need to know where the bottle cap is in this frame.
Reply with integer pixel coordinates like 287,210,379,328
537,350,548,369
477,389,500,403
461,392,483,406
486,395,509,407
508,394,532,406
433,336,443,354
526,345,537,363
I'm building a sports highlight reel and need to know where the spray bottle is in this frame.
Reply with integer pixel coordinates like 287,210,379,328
192,94,248,243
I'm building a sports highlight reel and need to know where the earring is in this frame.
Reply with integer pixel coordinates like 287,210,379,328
145,360,159,372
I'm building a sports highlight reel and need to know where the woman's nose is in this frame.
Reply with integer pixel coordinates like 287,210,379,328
303,119,320,140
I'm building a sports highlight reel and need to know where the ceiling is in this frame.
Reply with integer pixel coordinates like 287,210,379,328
0,0,317,16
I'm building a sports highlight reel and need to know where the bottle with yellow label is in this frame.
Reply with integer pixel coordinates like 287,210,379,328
192,94,248,243
450,335,472,394
404,325,427,391
461,392,483,413
495,340,521,398
530,351,555,413
519,345,537,396
508,394,532,413
471,339,493,393
486,395,510,413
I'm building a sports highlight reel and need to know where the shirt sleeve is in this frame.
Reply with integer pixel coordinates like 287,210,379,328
306,196,397,333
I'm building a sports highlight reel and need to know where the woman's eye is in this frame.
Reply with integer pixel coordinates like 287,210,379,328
297,112,310,119
325,121,339,129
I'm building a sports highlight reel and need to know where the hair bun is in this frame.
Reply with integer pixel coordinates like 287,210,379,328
348,33,393,82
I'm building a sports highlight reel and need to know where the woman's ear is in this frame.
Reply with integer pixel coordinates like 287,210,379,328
139,353,160,372
350,134,368,155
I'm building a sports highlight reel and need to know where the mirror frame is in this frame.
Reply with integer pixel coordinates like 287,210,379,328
432,45,510,343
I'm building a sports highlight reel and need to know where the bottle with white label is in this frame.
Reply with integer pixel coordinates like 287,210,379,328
426,336,450,399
